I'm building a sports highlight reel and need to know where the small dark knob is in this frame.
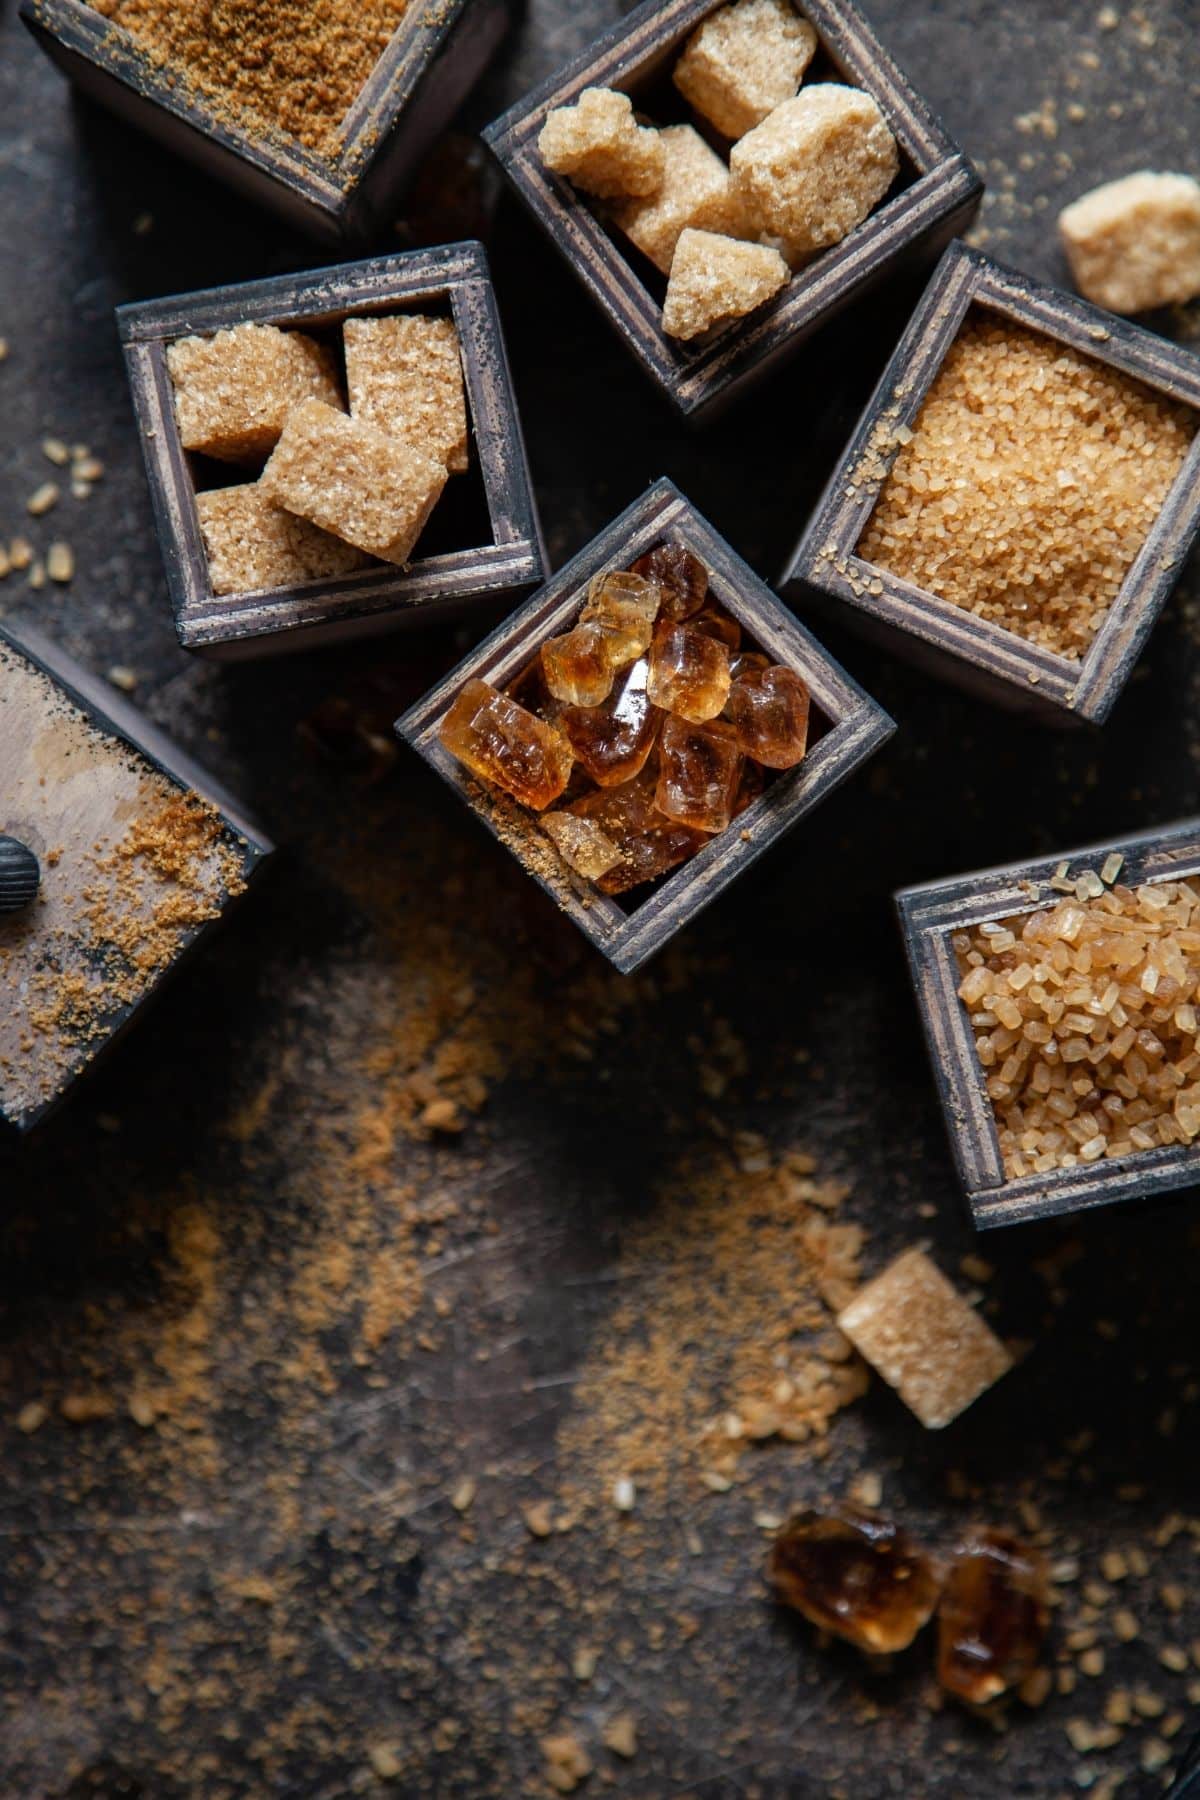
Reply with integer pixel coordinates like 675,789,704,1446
0,835,40,914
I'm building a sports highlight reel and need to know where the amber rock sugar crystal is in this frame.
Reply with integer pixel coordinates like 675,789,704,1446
538,87,665,200
566,770,705,895
561,658,661,787
955,877,1200,1177
438,679,573,812
655,716,744,834
539,812,622,882
167,324,342,463
629,544,708,621
770,1508,942,1653
727,662,809,767
673,0,818,140
646,620,732,722
937,1531,1049,1706
859,316,1196,661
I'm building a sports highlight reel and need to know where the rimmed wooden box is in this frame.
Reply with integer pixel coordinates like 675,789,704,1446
117,242,545,660
397,478,895,973
0,620,273,1134
20,0,512,243
482,0,982,422
784,241,1200,726
897,820,1200,1230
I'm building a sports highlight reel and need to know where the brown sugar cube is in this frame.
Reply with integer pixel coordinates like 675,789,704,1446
731,84,899,258
343,314,470,475
615,125,753,275
673,0,818,140
261,399,447,566
837,1248,1013,1430
195,484,371,596
1058,171,1200,314
662,228,790,339
166,323,341,464
537,86,665,200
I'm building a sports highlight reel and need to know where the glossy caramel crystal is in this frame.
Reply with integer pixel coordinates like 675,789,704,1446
568,771,704,895
770,1509,942,1653
656,715,744,834
630,543,708,621
937,1532,1049,1705
562,657,661,787
693,605,742,650
541,622,619,708
439,679,573,811
728,663,810,768
542,571,661,708
541,811,622,881
646,621,731,722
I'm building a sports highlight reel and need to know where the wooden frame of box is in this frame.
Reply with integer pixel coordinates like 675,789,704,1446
897,819,1200,1230
783,241,1200,726
0,620,273,1134
397,478,895,973
20,0,512,243
117,243,546,661
482,0,982,423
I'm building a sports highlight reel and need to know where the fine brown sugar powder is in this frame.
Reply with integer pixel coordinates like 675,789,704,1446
88,0,411,159
858,314,1197,661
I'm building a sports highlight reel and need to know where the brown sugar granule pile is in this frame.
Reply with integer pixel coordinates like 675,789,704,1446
858,315,1196,661
87,0,410,159
955,877,1200,1179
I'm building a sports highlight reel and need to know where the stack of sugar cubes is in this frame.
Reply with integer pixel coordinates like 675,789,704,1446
166,314,469,596
537,0,899,341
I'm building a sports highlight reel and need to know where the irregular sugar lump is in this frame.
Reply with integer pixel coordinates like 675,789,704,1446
537,86,665,200
673,0,818,140
770,1509,942,1653
837,1248,1013,1430
730,84,899,259
261,398,447,565
196,484,371,595
166,323,341,463
1059,170,1200,314
615,125,752,276
629,543,707,620
344,314,470,474
438,679,573,812
937,1532,1049,1706
662,229,790,340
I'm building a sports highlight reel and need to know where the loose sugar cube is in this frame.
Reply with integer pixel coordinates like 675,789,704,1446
439,679,574,811
731,84,899,258
166,324,341,464
615,125,752,275
673,0,818,140
538,86,665,199
344,315,470,474
662,228,790,339
1058,171,1200,314
541,812,623,881
261,399,447,566
195,484,371,596
837,1249,1013,1430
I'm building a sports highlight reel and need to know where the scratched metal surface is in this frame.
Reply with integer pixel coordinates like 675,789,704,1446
1,2,1200,1796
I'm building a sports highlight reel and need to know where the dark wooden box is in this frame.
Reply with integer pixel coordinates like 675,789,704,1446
117,242,546,660
482,0,982,422
783,241,1200,726
897,820,1200,1230
0,620,273,1134
397,478,895,973
20,0,512,244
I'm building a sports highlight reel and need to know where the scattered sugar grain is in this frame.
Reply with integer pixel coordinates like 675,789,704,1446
27,482,59,516
46,543,74,584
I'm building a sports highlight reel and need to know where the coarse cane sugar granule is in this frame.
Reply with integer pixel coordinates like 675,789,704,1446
954,877,1200,1179
86,0,410,160
858,315,1196,661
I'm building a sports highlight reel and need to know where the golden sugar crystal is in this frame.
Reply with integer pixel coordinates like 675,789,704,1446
616,124,753,275
730,84,899,259
196,483,371,596
439,679,573,812
567,770,705,895
541,811,622,881
646,620,732,721
261,399,447,565
1059,171,1200,314
938,1532,1050,1705
344,314,469,475
561,657,661,787
538,86,665,200
166,324,341,463
726,662,810,767
673,0,817,140
542,623,620,708
662,228,790,340
629,542,708,620
837,1249,1014,1430
655,715,744,834
770,1508,942,1653
542,571,661,708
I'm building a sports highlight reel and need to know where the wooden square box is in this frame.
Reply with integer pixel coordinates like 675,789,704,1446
482,0,981,422
0,620,273,1134
117,242,546,660
897,821,1200,1230
20,0,512,243
783,241,1200,726
397,478,895,973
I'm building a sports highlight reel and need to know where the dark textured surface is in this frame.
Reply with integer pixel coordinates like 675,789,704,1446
2,3,1200,1797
